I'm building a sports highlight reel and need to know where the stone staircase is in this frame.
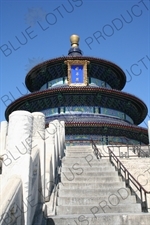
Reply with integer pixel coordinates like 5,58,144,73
47,145,150,225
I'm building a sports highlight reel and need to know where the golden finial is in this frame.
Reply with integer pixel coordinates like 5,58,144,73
70,34,80,47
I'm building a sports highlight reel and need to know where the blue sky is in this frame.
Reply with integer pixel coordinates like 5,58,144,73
0,0,150,128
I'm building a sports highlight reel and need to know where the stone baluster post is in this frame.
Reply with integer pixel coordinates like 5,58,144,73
52,120,61,163
45,124,56,201
4,110,33,173
4,110,33,225
32,112,45,203
60,120,65,157
49,121,59,169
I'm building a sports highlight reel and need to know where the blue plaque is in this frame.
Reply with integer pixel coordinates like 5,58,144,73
71,65,83,84
64,59,90,86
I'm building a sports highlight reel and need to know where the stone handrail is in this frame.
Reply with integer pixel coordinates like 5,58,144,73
108,147,150,212
0,110,66,225
0,176,23,225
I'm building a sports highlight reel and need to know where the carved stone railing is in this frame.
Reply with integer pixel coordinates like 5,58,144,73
0,176,23,225
0,110,66,225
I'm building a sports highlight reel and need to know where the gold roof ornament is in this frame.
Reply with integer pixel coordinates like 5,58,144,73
70,34,80,47
65,34,90,86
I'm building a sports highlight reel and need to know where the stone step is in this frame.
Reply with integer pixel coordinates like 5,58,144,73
66,146,92,149
61,165,115,172
61,175,122,182
58,182,125,190
58,187,130,198
65,149,93,152
61,158,112,167
46,144,149,224
64,157,99,162
47,213,150,225
63,155,109,160
57,195,137,206
61,163,112,168
65,152,94,155
65,152,97,158
65,149,94,153
65,150,93,152
61,170,118,177
56,203,141,214
65,147,93,151
63,156,109,160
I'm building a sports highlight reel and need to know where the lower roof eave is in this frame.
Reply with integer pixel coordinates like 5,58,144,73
63,122,148,144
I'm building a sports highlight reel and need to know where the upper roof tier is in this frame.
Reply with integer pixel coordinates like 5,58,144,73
25,35,126,92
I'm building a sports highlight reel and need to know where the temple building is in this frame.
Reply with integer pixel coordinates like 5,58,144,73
5,35,148,145
1,35,150,225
